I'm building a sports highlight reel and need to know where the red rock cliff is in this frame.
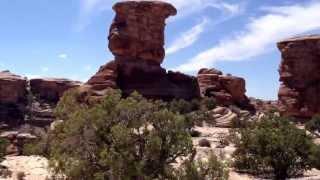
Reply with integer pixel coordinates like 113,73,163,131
278,35,320,118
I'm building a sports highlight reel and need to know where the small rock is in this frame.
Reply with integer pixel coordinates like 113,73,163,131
198,139,211,147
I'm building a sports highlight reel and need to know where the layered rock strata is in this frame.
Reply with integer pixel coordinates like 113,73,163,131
85,0,199,100
278,35,320,118
0,71,81,128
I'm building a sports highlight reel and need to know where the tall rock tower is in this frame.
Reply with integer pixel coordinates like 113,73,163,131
86,0,199,100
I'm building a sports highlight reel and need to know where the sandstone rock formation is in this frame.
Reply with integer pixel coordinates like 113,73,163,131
197,68,249,107
30,78,81,103
109,0,177,65
86,0,199,100
0,71,81,129
0,71,27,127
278,35,320,118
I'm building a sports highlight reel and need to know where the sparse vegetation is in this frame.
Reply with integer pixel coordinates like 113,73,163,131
232,114,320,179
176,152,229,180
0,138,8,161
49,89,196,179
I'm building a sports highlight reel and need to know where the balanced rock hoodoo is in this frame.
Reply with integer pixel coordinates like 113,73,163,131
86,0,199,100
86,1,199,99
278,35,320,118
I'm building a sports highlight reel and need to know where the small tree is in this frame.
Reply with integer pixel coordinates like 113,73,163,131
233,114,320,180
49,90,194,179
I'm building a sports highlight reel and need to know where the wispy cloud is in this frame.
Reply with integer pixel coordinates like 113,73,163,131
58,53,68,60
166,18,208,55
77,0,243,31
164,0,243,20
0,62,5,70
176,1,320,72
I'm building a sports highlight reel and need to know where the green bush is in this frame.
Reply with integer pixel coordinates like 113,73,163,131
306,115,320,135
49,90,195,180
233,114,320,180
23,134,50,157
0,138,8,161
176,152,229,180
201,97,216,110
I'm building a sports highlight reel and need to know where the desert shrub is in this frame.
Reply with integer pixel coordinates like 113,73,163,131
233,114,320,180
49,89,195,180
176,152,229,180
200,97,216,110
23,134,50,157
169,99,199,114
0,138,8,161
306,115,320,135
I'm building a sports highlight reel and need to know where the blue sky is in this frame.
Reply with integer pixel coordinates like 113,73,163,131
1,0,320,100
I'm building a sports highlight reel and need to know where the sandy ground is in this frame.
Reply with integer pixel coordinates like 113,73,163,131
0,156,50,180
0,126,319,180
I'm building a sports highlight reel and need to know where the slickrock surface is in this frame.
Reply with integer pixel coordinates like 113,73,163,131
197,68,250,107
85,0,199,100
0,156,50,180
278,35,320,118
0,71,27,127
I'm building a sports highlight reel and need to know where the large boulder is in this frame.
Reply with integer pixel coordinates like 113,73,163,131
0,71,27,127
278,35,320,118
197,68,249,107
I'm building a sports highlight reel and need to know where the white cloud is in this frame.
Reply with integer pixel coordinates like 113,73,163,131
166,18,208,55
77,0,243,30
176,2,320,72
164,0,243,20
58,53,68,60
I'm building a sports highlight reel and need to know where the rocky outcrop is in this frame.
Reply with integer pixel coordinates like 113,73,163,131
250,98,279,113
0,131,36,155
85,0,199,100
30,78,81,103
0,71,27,127
278,35,320,118
197,68,249,107
0,71,81,129
26,78,81,127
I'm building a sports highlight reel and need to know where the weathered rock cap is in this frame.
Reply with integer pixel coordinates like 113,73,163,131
113,0,177,17
277,35,320,50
